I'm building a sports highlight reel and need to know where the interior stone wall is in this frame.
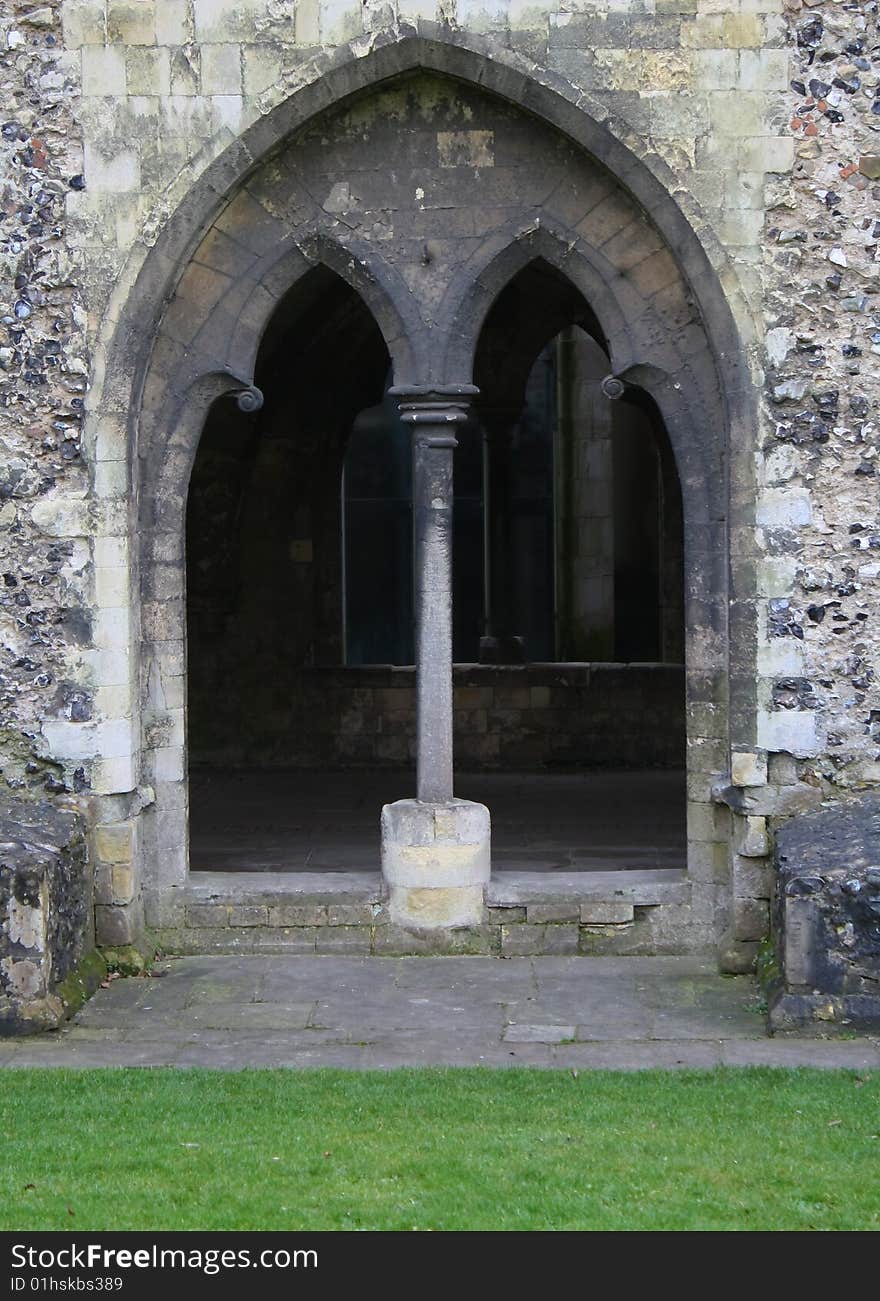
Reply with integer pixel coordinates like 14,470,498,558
189,663,686,770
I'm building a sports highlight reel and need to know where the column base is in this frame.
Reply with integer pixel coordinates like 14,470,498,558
381,799,491,931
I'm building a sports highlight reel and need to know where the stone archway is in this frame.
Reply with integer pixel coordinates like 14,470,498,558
105,37,755,956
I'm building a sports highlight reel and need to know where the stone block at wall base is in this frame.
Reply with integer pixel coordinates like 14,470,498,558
718,934,760,975
0,799,97,1035
95,904,140,947
765,793,880,1031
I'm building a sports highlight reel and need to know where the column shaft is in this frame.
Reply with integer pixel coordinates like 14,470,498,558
391,384,478,803
381,382,490,933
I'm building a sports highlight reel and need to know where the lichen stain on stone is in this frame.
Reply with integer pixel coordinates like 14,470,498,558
436,130,494,169
7,894,44,951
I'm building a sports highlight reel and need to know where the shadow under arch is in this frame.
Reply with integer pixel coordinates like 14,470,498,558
139,233,415,540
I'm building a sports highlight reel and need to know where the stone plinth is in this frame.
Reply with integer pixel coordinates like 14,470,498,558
766,794,880,1031
381,799,490,930
0,799,102,1035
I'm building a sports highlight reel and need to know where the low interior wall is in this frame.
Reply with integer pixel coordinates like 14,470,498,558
190,663,685,770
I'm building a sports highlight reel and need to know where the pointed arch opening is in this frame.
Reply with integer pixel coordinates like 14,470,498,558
123,42,755,957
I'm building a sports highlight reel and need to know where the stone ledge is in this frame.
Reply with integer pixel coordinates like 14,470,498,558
487,869,689,906
169,869,696,954
186,870,385,905
153,912,706,957
187,868,688,910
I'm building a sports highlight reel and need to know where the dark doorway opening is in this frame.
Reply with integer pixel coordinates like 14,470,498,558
185,264,687,874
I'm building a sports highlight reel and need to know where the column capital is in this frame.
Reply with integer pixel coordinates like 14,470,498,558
389,383,479,435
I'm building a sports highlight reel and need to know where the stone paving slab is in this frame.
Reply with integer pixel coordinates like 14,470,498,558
1,956,879,1070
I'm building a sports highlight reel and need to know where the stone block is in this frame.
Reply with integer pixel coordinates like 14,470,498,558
107,2,157,44
170,46,201,95
734,814,770,858
500,924,540,956
737,48,788,91
264,928,318,953
722,13,763,46
687,801,726,843
579,901,635,925
95,904,137,947
94,821,135,864
320,0,363,44
63,1,108,46
268,904,328,927
243,43,282,97
194,0,272,41
83,144,140,194
92,755,137,797
767,752,798,785
526,903,580,923
381,799,490,930
201,42,242,94
487,906,527,924
732,855,773,899
731,749,768,787
718,938,760,975
186,904,229,928
156,0,190,44
720,780,822,819
680,15,723,48
733,897,769,942
315,927,372,955
687,839,730,885
501,924,579,956
326,904,376,926
110,864,135,906
126,46,171,96
82,45,127,96
95,564,128,608
371,924,493,956
756,710,819,760
228,906,268,928
93,863,113,907
693,48,737,90
740,135,794,175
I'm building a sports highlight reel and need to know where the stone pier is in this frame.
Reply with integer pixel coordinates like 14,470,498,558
381,386,491,931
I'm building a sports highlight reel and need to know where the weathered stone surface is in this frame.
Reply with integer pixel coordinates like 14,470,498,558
580,901,635,925
767,794,880,1029
382,798,490,930
0,799,97,1035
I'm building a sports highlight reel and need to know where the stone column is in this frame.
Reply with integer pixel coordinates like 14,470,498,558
380,384,491,932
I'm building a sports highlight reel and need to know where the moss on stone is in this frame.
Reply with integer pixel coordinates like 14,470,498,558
54,948,107,1018
756,936,781,991
100,943,156,976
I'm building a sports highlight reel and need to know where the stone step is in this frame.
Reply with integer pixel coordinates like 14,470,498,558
149,870,699,957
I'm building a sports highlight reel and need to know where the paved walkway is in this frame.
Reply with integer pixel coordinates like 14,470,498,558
2,956,879,1069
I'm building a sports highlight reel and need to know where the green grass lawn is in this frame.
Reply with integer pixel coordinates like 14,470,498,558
1,1067,877,1231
